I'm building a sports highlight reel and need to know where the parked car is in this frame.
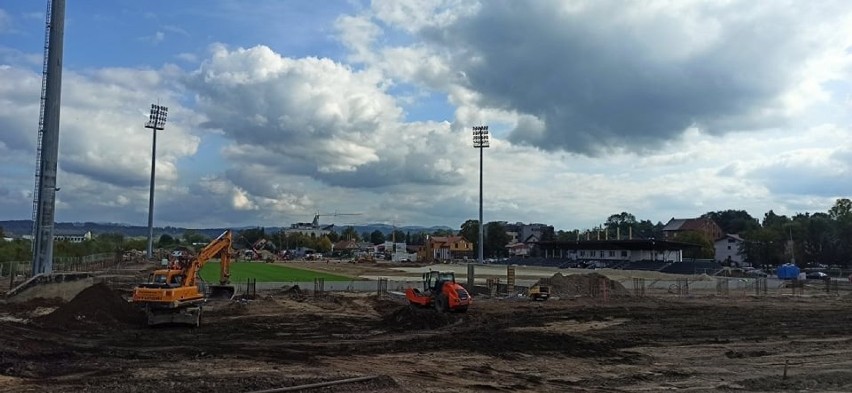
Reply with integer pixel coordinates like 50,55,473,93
805,271,830,280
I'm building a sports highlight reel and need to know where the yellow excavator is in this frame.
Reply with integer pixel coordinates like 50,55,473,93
132,230,235,327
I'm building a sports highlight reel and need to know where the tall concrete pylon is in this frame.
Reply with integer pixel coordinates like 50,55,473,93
31,0,66,275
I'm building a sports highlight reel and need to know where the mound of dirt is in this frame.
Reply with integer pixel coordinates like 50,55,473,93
540,273,630,297
275,285,306,302
380,305,465,331
36,283,145,328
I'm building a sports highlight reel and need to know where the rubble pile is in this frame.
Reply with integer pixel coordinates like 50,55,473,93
541,273,631,297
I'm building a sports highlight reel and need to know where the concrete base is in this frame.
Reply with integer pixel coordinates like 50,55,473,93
5,272,95,303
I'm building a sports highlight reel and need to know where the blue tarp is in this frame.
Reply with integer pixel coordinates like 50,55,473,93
777,264,800,280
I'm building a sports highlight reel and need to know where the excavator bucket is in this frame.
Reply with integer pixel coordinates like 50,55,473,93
208,284,235,300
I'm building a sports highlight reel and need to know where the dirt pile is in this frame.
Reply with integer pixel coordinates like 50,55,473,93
380,305,465,331
541,273,630,297
35,283,145,328
277,285,306,302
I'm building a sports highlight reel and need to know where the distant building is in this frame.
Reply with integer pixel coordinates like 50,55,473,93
332,240,359,256
662,218,723,242
715,234,746,266
421,235,473,262
535,239,699,263
506,242,531,257
54,230,93,243
505,222,554,243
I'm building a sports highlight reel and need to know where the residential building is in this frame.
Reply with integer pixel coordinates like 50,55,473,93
420,235,473,262
715,234,746,266
332,240,359,257
506,242,530,257
662,218,723,242
505,222,554,244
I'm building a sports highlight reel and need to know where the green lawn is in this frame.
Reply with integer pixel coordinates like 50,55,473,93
199,262,353,283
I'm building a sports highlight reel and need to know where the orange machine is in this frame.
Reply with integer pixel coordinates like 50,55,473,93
132,230,235,326
405,271,471,312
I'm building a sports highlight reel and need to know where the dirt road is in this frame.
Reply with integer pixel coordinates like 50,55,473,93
1,280,852,392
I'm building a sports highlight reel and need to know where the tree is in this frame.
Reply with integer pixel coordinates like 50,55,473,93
182,230,209,245
238,227,266,245
741,227,787,266
674,231,715,259
340,226,360,242
762,210,790,230
388,229,406,243
484,221,510,258
97,232,124,244
632,220,663,239
459,219,480,252
431,228,455,236
325,231,340,243
157,234,176,248
701,210,760,234
370,230,385,245
361,231,371,243
0,226,5,239
317,236,333,253
605,212,637,239
829,198,852,220
795,213,836,266
409,232,427,246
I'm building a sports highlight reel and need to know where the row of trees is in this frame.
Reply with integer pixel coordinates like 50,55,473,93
233,226,457,255
4,198,851,266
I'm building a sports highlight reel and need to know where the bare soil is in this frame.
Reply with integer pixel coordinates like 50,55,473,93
1,272,852,392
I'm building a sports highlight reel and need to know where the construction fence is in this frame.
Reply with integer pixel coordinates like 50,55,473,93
2,252,122,289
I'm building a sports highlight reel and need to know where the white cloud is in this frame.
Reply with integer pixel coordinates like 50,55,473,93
361,0,852,156
175,52,198,63
3,1,852,231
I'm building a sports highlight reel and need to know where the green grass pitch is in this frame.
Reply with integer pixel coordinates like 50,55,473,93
199,262,354,283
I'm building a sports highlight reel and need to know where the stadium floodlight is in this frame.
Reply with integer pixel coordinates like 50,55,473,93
472,125,490,264
145,104,168,259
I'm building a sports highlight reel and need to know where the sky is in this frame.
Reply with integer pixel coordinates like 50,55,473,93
1,0,851,232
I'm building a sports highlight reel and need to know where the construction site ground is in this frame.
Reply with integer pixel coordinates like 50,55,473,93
2,262,852,392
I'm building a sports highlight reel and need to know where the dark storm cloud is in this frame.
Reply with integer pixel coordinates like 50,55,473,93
423,1,828,154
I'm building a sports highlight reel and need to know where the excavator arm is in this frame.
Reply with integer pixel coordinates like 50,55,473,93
184,230,232,287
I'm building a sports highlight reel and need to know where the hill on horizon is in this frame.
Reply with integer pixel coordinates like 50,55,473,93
0,220,454,240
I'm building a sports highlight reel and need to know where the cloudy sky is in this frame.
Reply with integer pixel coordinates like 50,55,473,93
1,0,851,231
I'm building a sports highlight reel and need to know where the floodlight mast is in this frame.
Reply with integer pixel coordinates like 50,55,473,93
472,125,489,265
31,0,66,275
144,104,168,259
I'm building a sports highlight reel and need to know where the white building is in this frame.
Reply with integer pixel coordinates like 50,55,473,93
715,234,746,266
54,230,93,243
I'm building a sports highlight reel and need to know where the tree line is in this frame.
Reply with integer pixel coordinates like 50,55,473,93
3,198,851,266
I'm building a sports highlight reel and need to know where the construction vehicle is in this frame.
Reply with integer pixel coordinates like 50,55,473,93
132,230,235,327
528,284,550,301
405,271,471,312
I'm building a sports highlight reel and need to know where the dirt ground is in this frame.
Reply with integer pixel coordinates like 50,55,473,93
2,268,852,392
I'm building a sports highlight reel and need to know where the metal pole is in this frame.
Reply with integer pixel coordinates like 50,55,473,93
478,144,484,264
146,128,157,259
